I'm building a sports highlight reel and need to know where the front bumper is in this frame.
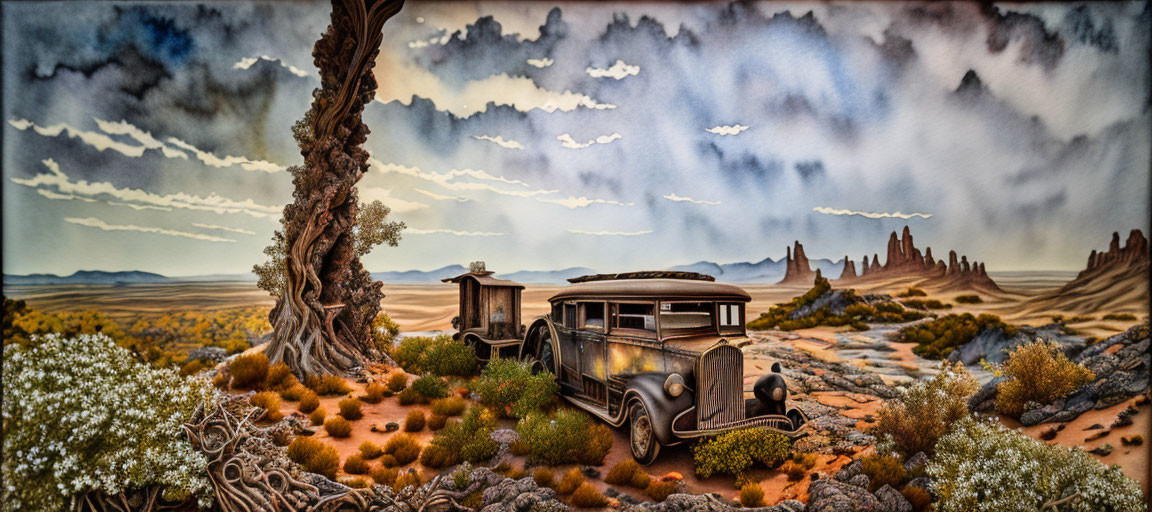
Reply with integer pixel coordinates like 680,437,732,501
670,405,809,439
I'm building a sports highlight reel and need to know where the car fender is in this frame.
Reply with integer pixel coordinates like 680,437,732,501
520,317,560,374
623,373,696,446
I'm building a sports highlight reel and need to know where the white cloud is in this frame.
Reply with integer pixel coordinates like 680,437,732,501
107,201,173,212
663,193,720,205
232,55,310,78
36,189,97,202
12,159,281,217
705,124,750,136
9,118,285,173
536,196,634,209
406,227,505,237
407,32,451,49
586,60,640,80
526,58,554,68
359,186,429,213
192,223,256,235
374,68,615,118
370,158,555,198
812,206,933,219
556,133,622,149
65,217,235,243
473,135,524,150
413,188,470,202
568,229,651,236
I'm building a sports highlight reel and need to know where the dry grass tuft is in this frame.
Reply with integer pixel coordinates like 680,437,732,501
324,416,352,438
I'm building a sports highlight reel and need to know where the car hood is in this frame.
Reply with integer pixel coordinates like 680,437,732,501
661,334,751,354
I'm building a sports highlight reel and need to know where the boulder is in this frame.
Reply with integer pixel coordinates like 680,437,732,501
874,484,913,512
903,452,928,473
807,479,882,512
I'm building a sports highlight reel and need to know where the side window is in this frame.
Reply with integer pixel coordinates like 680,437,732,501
611,303,656,333
563,303,577,328
579,302,605,329
719,303,743,329
551,302,563,322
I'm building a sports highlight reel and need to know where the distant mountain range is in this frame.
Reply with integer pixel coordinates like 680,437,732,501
4,258,845,286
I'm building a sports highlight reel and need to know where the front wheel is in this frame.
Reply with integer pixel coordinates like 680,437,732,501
525,330,555,376
628,399,661,465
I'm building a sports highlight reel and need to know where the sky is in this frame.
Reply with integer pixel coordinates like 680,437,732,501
2,1,1149,277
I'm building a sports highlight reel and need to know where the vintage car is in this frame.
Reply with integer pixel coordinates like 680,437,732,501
516,271,808,464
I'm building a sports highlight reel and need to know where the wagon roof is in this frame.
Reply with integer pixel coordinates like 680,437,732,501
549,278,751,302
441,272,525,288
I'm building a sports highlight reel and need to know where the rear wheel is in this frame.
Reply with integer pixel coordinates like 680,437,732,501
628,399,660,465
525,330,555,376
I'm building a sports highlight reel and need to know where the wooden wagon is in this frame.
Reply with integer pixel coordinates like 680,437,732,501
441,269,525,361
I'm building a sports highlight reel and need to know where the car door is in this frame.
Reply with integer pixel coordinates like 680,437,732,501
557,302,582,393
576,302,608,405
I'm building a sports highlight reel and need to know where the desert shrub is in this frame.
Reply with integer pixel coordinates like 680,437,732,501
298,390,320,413
902,486,932,512
739,483,766,507
379,454,399,468
749,278,923,330
419,444,453,469
1,333,215,511
263,362,296,390
229,352,270,389
305,374,352,396
555,468,585,495
430,407,499,464
898,288,928,298
470,359,559,418
249,391,284,422
287,437,340,480
386,372,408,392
954,294,982,304
605,460,644,486
427,413,448,431
901,299,951,310
533,467,555,488
372,313,400,353
309,408,327,426
898,313,1016,359
404,410,426,432
370,466,399,486
431,396,468,417
515,408,612,465
875,362,976,457
412,374,450,400
1121,435,1144,446
569,483,608,508
1102,313,1137,321
995,341,1095,418
860,455,907,491
398,387,423,405
391,335,477,377
325,416,352,438
929,416,1143,512
359,442,383,460
213,372,230,388
342,477,369,489
645,479,679,502
361,382,387,404
1067,315,1094,323
338,397,363,420
279,383,309,401
781,460,807,481
343,455,369,475
180,358,213,376
692,428,792,478
393,470,421,492
383,433,422,466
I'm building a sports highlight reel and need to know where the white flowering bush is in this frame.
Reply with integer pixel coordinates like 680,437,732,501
2,333,216,511
929,416,1144,512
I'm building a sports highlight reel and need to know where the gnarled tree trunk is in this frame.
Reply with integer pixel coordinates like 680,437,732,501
266,0,404,377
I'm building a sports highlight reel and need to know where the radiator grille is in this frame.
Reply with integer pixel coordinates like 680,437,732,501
696,343,744,429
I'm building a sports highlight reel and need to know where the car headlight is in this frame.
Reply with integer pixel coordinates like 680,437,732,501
664,373,685,397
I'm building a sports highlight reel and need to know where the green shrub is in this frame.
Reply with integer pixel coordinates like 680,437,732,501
298,390,320,414
404,409,426,432
287,436,340,479
249,391,284,422
692,428,792,478
929,416,1143,512
391,335,477,377
901,299,951,310
899,313,1017,359
430,407,498,465
361,382,387,404
412,374,449,400
343,454,369,475
860,454,907,491
309,407,326,426
1,333,215,511
397,387,423,405
748,278,922,330
995,341,1094,418
419,444,453,469
739,482,766,507
897,288,928,298
358,441,383,459
229,352,270,389
383,433,422,466
555,468,584,495
386,372,408,392
305,374,352,396
431,396,467,416
428,413,448,430
570,483,608,508
1102,313,1137,321
470,359,558,418
515,408,613,465
325,416,352,438
372,313,400,353
954,295,982,304
875,362,976,457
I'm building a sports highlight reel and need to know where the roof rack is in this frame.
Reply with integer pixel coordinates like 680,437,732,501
567,271,716,283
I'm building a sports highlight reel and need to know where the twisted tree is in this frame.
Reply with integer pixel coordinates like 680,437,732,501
255,0,405,378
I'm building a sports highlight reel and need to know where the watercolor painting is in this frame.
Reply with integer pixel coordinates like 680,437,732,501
3,1,1149,511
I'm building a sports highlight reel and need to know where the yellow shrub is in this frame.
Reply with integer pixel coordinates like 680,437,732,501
263,362,295,390
532,467,555,488
309,407,326,426
569,483,608,508
343,454,369,475
386,372,408,392
692,428,792,478
419,444,452,469
430,396,467,417
995,341,1094,417
383,433,421,465
249,391,283,422
739,483,765,507
229,352,269,389
860,454,907,492
427,413,448,431
393,470,421,492
338,397,363,420
361,382,387,404
306,374,352,396
875,362,977,456
286,437,339,479
298,390,320,414
358,441,383,459
404,409,426,432
605,460,647,488
279,383,309,401
371,466,398,486
646,479,679,502
555,468,584,495
325,416,352,438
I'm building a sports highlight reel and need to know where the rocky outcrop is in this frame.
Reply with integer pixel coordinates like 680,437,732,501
841,256,857,280
838,226,1000,292
779,241,817,285
806,458,919,512
946,323,1084,366
1061,229,1149,293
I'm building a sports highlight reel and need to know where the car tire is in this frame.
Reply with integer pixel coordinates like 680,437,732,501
628,399,661,465
526,330,556,376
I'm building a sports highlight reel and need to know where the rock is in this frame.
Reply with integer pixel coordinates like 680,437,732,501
779,241,817,285
385,422,400,432
968,377,1006,412
1089,444,1114,456
903,452,928,473
807,479,882,512
874,484,913,512
905,477,930,493
188,346,227,363
835,461,863,483
579,466,600,479
1084,423,1105,431
848,474,871,489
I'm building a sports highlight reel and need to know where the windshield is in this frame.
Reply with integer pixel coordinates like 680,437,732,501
659,301,713,334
